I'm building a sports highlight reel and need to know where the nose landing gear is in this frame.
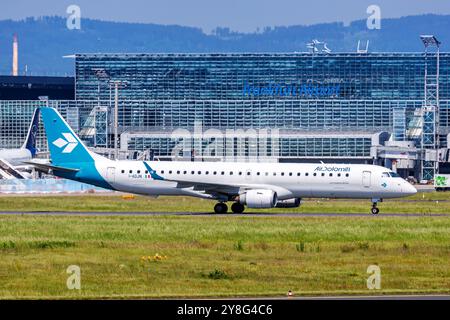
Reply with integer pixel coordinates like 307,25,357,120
371,205,379,215
371,198,381,215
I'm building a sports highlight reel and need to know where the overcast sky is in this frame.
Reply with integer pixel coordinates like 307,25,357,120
2,0,450,33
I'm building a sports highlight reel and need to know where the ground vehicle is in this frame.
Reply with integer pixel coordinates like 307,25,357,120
435,174,450,191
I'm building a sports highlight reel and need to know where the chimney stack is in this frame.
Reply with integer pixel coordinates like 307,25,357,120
12,34,18,76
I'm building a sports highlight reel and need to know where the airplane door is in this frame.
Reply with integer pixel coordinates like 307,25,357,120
362,171,371,188
106,167,116,183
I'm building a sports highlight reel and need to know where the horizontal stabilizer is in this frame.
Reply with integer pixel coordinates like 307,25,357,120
23,160,80,173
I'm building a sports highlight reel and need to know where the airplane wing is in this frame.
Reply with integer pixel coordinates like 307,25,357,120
174,180,242,199
163,177,292,200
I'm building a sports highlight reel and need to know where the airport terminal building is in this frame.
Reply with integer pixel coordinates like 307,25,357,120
1,51,449,180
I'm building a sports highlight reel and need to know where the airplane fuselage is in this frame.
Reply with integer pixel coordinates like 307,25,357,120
0,148,32,167
62,159,417,201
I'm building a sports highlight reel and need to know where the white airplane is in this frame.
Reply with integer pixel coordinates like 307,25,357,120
31,107,417,214
0,108,40,179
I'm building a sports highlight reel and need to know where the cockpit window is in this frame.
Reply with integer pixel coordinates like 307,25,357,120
382,172,401,178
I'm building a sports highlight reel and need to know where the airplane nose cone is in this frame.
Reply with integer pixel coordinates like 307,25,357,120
403,183,417,196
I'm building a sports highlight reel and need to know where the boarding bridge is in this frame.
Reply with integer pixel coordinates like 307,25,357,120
0,159,28,179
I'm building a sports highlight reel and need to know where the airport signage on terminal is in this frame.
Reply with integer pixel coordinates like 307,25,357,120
242,83,340,98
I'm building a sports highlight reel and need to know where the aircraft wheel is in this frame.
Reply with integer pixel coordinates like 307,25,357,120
214,202,228,214
371,207,379,215
231,202,245,214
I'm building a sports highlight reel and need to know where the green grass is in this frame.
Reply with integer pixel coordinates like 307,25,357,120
0,192,449,298
0,192,450,214
0,214,450,299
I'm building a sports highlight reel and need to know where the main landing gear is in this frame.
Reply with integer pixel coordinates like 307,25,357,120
371,199,381,215
231,202,245,214
214,202,228,214
213,202,245,214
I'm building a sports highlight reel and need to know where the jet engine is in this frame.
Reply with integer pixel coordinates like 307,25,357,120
238,189,277,208
275,198,301,208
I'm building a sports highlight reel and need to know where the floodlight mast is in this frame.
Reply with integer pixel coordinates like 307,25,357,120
420,35,441,48
92,68,110,148
419,35,440,180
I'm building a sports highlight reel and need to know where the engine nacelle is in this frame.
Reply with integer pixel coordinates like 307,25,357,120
239,189,277,208
275,198,301,208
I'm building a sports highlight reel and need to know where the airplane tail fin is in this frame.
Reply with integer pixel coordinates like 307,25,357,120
22,108,40,157
40,107,103,166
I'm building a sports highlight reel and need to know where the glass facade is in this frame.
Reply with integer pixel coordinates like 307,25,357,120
1,52,450,165
125,135,373,160
74,53,450,134
1,100,98,149
75,53,450,101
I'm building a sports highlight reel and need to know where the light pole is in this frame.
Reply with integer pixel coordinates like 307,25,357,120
109,80,128,160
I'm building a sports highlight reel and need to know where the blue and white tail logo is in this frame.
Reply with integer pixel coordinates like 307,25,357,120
41,107,94,165
53,133,79,153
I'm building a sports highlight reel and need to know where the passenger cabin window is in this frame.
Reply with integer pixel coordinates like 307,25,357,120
289,172,292,176
313,173,317,177
129,170,132,174
297,173,300,176
345,173,349,177
305,173,309,176
121,170,125,174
